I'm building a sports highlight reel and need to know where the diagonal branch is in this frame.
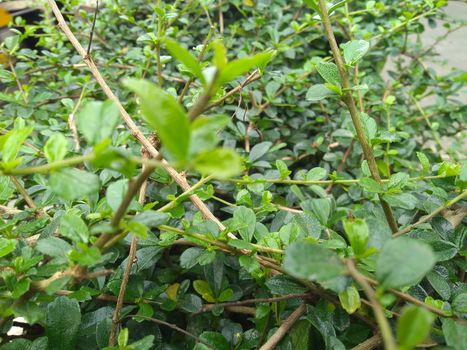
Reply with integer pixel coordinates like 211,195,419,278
46,0,225,231
317,0,398,233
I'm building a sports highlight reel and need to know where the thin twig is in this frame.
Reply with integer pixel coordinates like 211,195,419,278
394,190,467,237
258,304,307,350
125,315,217,350
318,0,398,233
86,0,99,56
346,260,396,350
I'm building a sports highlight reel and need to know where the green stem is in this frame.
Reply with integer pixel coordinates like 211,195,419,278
317,0,398,233
3,154,95,175
225,174,452,186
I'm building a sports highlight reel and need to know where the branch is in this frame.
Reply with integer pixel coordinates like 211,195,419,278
394,190,467,237
46,0,226,232
125,315,217,350
317,0,398,233
351,334,383,350
258,304,306,350
346,260,396,350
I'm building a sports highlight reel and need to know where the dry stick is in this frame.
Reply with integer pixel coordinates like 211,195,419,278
317,0,398,233
346,260,396,350
201,293,310,312
351,334,383,350
108,158,152,346
258,304,306,350
126,315,217,350
46,0,225,231
394,190,467,237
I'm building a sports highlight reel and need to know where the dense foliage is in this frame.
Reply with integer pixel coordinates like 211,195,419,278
0,0,465,349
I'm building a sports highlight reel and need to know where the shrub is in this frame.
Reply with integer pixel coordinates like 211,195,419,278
0,0,465,349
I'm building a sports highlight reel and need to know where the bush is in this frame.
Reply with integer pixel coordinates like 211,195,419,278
0,0,465,349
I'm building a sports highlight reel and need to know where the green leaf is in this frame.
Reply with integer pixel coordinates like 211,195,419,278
452,293,467,314
283,241,345,283
68,243,102,266
276,160,291,179
118,328,129,347
180,247,204,269
387,172,409,190
383,193,418,210
124,78,190,163
193,280,216,302
359,177,383,193
442,319,467,350
106,179,131,213
1,123,32,164
76,100,120,145
161,37,205,84
416,152,430,175
193,148,242,179
306,167,327,181
50,168,100,201
360,113,377,140
46,296,81,350
218,51,274,86
60,212,89,243
232,206,256,242
397,306,434,350
338,285,361,314
12,278,30,298
316,62,342,87
438,161,461,177
341,40,370,65
265,275,308,295
0,237,17,258
343,218,369,256
303,0,321,15
306,84,335,101
36,237,72,258
376,237,436,289
44,133,68,163
195,332,230,350
190,115,229,156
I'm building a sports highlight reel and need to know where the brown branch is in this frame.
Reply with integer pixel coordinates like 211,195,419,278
11,176,36,210
125,315,217,350
351,334,383,350
258,304,306,350
317,0,398,233
201,293,310,312
346,260,396,350
46,0,226,232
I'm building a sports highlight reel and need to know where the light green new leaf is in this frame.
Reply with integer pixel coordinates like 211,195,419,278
283,241,345,283
303,0,321,14
161,37,205,84
193,148,242,179
60,212,89,243
341,40,370,65
50,168,100,201
343,218,369,256
46,296,81,350
0,237,17,258
338,285,361,314
1,122,32,164
124,79,190,163
306,84,335,101
316,62,342,87
217,51,274,86
190,115,230,156
77,100,120,145
44,133,68,163
376,237,436,289
397,306,434,350
232,206,256,242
